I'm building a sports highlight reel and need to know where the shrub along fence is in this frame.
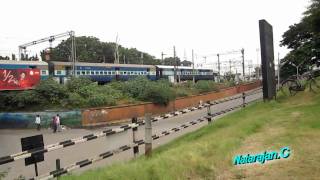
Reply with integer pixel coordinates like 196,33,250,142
0,81,260,129
82,81,261,127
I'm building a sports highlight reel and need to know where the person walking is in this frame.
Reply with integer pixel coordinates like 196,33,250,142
52,116,57,133
35,115,41,131
56,114,61,132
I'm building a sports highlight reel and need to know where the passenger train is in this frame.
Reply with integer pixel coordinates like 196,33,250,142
0,60,217,90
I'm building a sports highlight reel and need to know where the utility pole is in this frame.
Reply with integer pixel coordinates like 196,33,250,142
114,34,119,64
192,49,195,84
241,48,245,81
278,52,280,90
161,52,166,65
141,52,144,64
203,56,207,63
256,48,260,79
229,59,232,74
123,55,126,64
217,54,221,82
70,31,76,77
173,46,177,83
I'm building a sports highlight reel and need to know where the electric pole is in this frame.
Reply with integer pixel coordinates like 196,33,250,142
278,52,280,89
203,56,207,63
173,46,177,83
192,49,195,84
161,52,166,65
241,48,245,81
114,34,120,64
141,52,144,64
217,54,221,82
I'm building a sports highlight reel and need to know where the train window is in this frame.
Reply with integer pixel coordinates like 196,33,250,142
81,71,86,75
108,71,111,75
124,71,127,75
120,71,123,75
56,70,62,75
112,71,115,75
41,70,46,75
91,71,94,75
100,71,103,75
77,71,81,75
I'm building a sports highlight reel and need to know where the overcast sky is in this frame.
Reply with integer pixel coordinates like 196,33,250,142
0,0,310,72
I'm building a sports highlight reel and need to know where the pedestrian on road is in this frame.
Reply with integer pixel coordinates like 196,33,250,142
35,114,41,131
56,114,61,132
52,116,57,133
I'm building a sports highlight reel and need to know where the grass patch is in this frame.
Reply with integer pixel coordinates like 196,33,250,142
62,91,320,180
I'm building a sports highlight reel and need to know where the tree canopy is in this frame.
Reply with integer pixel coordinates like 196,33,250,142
280,0,320,78
40,36,164,65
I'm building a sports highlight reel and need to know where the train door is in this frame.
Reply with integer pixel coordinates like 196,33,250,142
115,67,120,80
65,66,71,76
147,68,150,79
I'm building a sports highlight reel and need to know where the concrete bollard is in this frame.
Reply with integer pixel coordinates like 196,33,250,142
145,113,152,157
242,92,246,108
206,101,211,116
132,117,139,158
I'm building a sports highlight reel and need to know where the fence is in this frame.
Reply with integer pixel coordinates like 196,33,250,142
0,88,262,179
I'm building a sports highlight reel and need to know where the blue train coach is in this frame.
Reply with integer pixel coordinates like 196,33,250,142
48,61,157,84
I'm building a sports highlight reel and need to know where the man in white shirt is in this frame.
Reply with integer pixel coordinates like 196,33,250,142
35,115,41,131
56,114,61,132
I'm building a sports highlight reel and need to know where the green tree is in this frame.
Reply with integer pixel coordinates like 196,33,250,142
280,0,320,78
41,36,161,65
163,57,181,66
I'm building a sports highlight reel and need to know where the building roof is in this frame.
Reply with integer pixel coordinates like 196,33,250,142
156,65,216,71
0,60,48,65
49,61,155,68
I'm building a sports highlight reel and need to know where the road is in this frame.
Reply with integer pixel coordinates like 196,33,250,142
0,89,262,179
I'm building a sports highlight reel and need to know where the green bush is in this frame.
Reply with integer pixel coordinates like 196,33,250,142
195,80,218,93
140,82,175,105
76,83,97,98
175,88,190,97
122,76,150,98
95,85,123,100
88,94,116,107
66,77,93,93
11,90,41,108
67,92,87,107
35,78,68,104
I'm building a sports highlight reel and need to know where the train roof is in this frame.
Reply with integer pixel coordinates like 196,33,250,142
0,60,48,65
49,61,155,68
156,65,214,71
